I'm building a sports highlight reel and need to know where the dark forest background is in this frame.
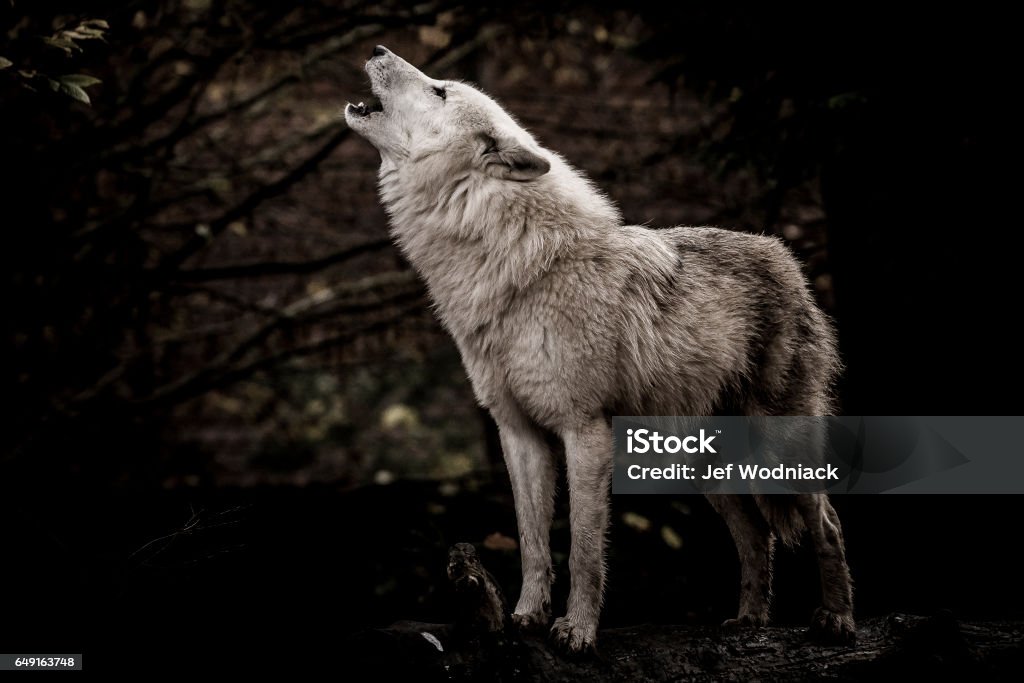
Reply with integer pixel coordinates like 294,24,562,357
2,0,1021,674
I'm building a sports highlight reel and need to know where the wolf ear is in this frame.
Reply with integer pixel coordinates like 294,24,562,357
478,133,550,181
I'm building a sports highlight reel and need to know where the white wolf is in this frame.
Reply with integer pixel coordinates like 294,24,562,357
345,46,855,653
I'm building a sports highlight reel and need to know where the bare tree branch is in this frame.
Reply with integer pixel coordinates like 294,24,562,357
157,123,352,272
172,237,392,281
133,270,422,405
110,22,386,165
136,298,425,407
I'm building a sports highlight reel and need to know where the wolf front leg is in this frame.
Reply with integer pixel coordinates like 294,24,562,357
495,409,557,632
551,417,613,654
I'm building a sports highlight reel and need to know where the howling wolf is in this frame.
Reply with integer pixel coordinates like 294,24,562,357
345,45,855,653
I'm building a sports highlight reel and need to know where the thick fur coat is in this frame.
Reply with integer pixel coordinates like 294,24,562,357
345,46,855,653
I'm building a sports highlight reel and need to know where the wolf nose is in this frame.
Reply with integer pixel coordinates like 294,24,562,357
372,45,389,58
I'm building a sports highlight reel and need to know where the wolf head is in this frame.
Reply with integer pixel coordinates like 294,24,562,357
344,45,551,181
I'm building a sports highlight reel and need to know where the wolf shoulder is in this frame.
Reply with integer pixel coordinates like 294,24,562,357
614,225,811,289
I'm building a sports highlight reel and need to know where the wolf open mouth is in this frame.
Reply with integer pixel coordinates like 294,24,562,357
347,98,383,117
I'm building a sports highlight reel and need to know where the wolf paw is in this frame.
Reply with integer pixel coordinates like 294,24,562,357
722,613,769,628
809,607,857,644
512,609,550,633
550,616,597,656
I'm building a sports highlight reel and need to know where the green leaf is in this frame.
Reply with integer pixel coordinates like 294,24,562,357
64,27,105,41
660,525,684,550
59,82,91,105
42,36,80,53
0,56,12,70
82,19,111,30
827,91,868,110
59,74,102,88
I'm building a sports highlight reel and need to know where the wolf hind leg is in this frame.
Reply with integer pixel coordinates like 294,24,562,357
707,494,774,626
795,493,856,643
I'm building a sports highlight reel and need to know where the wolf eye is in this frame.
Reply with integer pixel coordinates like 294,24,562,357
433,86,447,101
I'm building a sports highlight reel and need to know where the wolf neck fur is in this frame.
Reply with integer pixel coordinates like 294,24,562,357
378,157,621,337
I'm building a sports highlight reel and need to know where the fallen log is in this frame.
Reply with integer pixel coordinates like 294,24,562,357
341,544,1024,681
